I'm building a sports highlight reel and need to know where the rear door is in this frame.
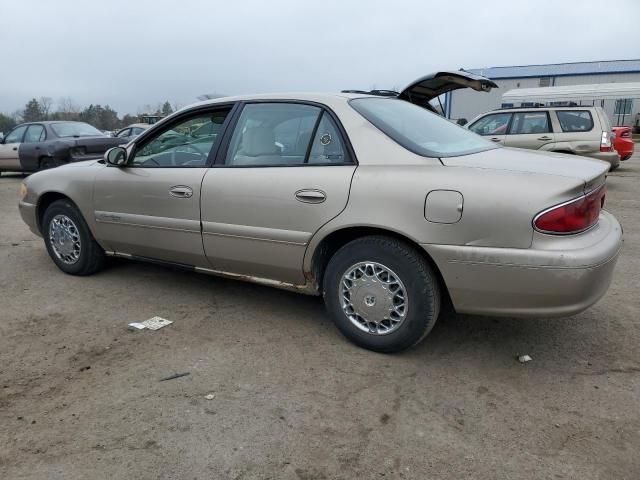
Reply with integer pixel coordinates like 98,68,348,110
467,112,512,145
200,101,356,284
0,125,27,170
504,111,555,150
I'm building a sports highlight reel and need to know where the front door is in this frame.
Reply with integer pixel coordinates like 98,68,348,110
0,125,27,171
201,102,357,284
93,106,233,266
467,112,511,145
504,111,555,150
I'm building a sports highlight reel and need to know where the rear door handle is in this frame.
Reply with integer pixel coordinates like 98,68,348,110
169,185,193,198
537,136,552,141
12,147,17,151
489,137,502,142
295,189,326,204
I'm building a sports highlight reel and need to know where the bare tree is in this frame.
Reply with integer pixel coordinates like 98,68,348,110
58,96,80,120
11,110,23,124
39,96,53,120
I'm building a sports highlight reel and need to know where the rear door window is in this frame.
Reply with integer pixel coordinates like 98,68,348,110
556,111,594,132
509,112,551,134
469,113,512,136
24,124,46,142
308,113,349,164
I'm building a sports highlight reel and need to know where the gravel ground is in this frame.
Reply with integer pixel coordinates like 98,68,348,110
1,155,639,480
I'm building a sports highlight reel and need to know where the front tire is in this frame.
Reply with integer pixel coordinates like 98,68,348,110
323,236,441,353
42,199,105,275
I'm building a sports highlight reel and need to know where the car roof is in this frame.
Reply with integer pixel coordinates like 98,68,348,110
493,106,599,112
186,92,374,109
17,120,88,127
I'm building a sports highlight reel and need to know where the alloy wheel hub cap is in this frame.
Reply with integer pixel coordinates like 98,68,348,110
49,215,81,265
340,262,408,335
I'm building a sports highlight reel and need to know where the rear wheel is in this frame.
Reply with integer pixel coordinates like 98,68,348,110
39,157,59,170
42,199,105,275
323,236,440,353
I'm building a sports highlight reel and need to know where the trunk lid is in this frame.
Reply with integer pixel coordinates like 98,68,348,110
72,136,128,154
441,147,609,192
398,71,497,107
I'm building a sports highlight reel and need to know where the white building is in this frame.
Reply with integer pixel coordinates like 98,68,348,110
446,59,640,126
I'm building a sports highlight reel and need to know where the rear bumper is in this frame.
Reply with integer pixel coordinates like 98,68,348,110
587,151,620,168
424,211,622,318
614,139,634,160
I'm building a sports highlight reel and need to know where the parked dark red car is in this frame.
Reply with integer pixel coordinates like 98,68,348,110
612,126,634,161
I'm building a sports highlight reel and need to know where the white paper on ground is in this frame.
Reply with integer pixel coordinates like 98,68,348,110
128,322,146,330
141,316,173,330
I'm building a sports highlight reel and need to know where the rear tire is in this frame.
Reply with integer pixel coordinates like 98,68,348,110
42,199,105,275
323,235,440,353
39,157,58,170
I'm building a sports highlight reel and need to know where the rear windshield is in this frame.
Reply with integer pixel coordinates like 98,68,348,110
350,97,497,157
50,122,104,138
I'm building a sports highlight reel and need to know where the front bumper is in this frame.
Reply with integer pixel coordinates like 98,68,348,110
424,210,622,318
19,200,41,237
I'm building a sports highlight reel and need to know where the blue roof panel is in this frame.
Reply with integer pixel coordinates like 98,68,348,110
465,59,640,79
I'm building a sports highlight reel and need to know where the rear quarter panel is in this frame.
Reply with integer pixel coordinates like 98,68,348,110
304,163,585,272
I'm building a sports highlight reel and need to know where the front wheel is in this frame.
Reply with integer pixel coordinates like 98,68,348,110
42,199,105,275
323,236,441,353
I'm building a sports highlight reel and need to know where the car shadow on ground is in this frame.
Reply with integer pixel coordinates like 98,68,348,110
102,257,612,372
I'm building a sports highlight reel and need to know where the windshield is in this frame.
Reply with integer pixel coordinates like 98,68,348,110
350,97,497,157
50,122,104,138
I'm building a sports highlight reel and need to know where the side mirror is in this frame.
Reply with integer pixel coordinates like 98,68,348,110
105,146,127,166
456,118,468,126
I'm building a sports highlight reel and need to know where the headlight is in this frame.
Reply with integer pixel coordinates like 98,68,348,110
19,183,28,201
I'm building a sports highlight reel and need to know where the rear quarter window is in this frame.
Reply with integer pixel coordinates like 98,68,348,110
555,111,594,133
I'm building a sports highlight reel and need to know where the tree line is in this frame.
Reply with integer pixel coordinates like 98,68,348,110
0,97,178,134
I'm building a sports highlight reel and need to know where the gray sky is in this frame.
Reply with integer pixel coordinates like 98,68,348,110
1,0,638,116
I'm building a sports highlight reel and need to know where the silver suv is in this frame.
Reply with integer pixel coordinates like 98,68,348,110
467,106,620,170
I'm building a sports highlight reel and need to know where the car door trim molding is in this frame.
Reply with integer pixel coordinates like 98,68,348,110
201,220,310,246
95,211,201,234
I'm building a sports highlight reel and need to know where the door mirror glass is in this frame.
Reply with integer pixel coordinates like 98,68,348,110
105,146,127,166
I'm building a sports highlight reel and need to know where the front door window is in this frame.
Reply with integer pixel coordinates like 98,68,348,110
130,110,230,167
4,125,28,144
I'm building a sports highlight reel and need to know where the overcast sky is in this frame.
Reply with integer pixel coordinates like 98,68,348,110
1,0,638,116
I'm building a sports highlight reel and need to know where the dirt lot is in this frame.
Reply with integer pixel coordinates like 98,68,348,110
1,156,639,480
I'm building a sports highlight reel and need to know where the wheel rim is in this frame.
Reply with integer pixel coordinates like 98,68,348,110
340,261,408,335
49,214,81,265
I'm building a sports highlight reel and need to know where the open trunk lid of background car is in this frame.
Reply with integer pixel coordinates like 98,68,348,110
398,71,498,108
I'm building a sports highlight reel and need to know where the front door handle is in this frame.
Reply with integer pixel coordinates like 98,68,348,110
537,136,552,141
169,185,193,198
295,189,326,204
489,137,502,143
12,147,17,151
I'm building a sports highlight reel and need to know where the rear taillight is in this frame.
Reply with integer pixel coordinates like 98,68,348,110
534,186,606,234
600,131,613,152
